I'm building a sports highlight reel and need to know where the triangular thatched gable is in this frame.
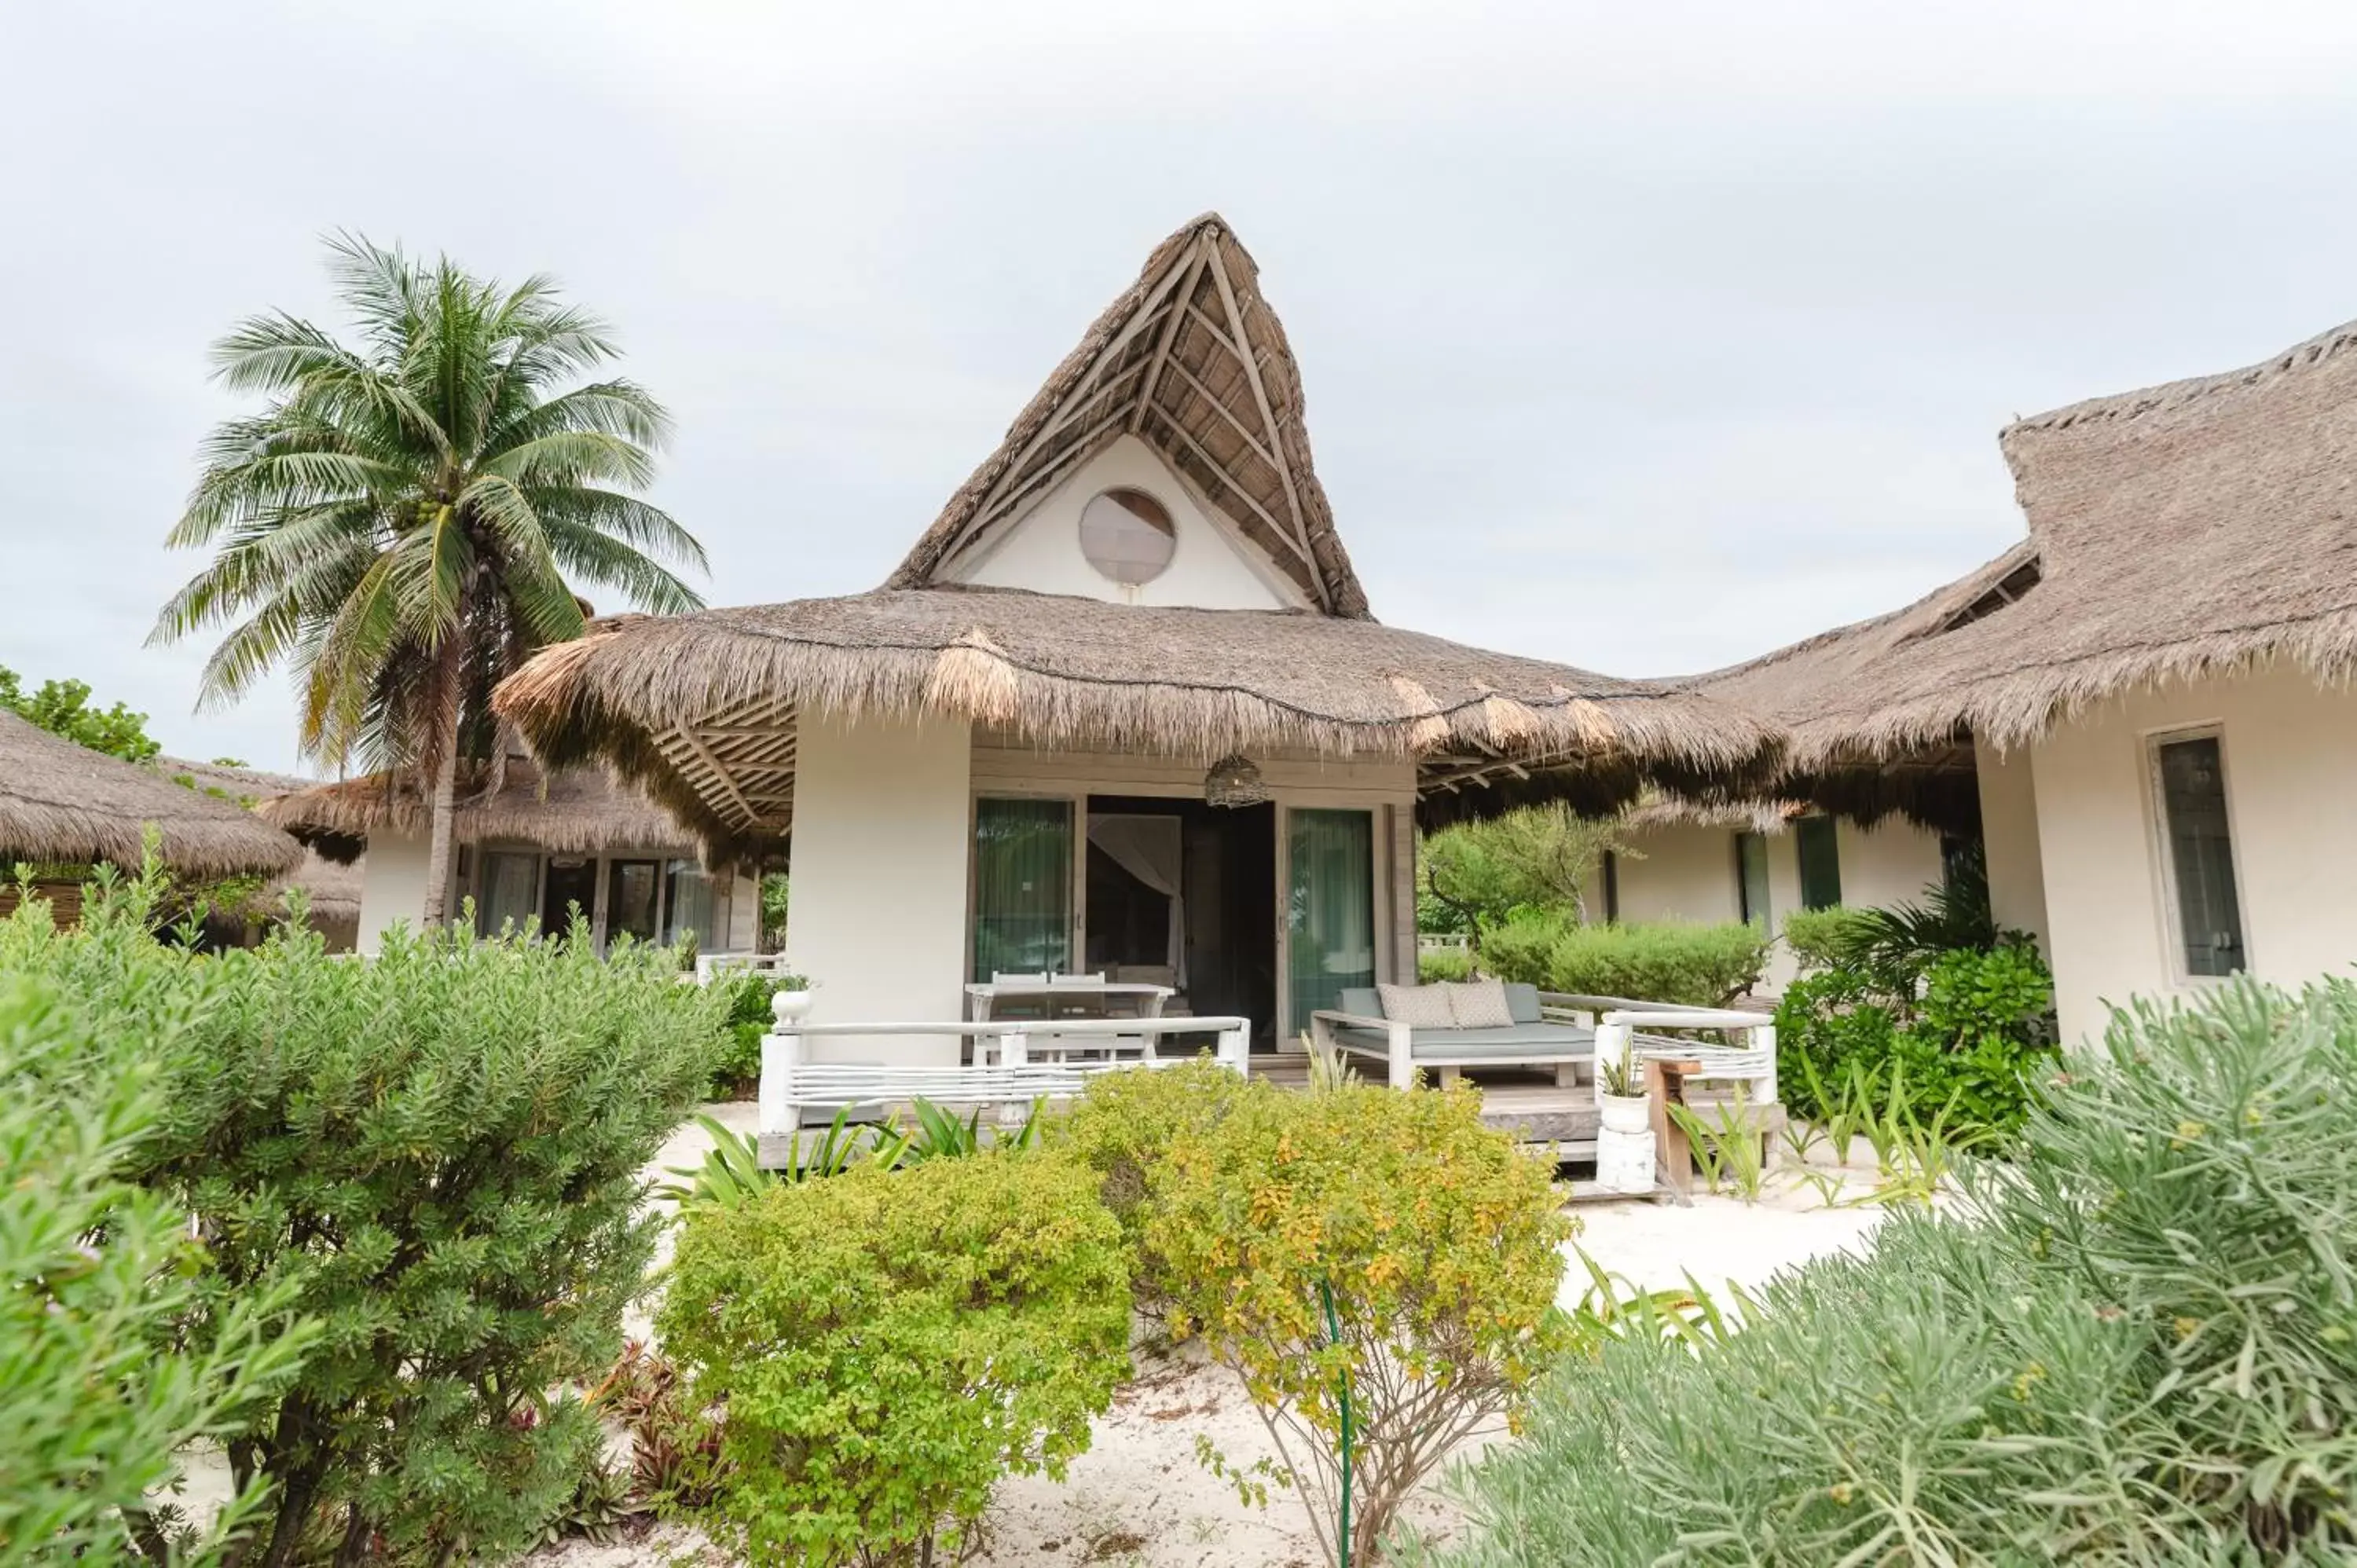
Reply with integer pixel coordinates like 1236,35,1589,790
888,214,1369,617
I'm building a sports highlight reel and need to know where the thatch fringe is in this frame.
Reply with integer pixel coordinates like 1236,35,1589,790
495,588,1783,859
262,759,693,865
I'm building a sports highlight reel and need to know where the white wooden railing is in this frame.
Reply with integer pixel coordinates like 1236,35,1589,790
1574,997,1778,1105
757,1007,1251,1149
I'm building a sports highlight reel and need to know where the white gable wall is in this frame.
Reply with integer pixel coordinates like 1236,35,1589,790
944,435,1306,611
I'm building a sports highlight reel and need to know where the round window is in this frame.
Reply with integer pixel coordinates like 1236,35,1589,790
1077,488,1176,585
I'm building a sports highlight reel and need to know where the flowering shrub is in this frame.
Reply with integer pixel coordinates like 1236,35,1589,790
659,1149,1131,1565
1149,1081,1571,1566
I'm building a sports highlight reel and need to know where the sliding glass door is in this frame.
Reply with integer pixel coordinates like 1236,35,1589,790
1286,808,1375,1032
972,797,1074,979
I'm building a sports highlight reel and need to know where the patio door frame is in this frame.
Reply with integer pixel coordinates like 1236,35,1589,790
963,765,1409,1045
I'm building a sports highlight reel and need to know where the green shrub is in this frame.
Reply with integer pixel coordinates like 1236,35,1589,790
1417,944,1474,983
1776,940,2056,1139
1415,975,2357,1566
1777,904,1875,973
660,1150,1131,1565
1151,1082,1571,1566
1057,1059,1250,1288
1472,907,1571,987
0,874,727,1567
1481,912,1767,1006
0,975,312,1567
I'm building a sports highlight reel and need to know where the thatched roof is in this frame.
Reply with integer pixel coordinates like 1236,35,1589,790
1686,315,2357,826
495,584,1781,859
889,214,1369,617
495,215,1778,857
0,711,304,878
260,757,693,864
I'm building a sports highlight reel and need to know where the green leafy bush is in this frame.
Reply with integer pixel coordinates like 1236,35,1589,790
1777,904,1875,973
1415,975,2357,1566
1417,944,1474,983
1150,1081,1571,1566
0,876,727,1566
1058,1059,1251,1289
1776,938,2056,1138
1481,911,1767,1006
660,1150,1131,1565
0,976,312,1566
704,971,778,1097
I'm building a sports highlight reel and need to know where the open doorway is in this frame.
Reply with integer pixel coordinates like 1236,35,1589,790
1085,795,1276,1050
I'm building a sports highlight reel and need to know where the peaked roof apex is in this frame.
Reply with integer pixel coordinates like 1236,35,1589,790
889,214,1371,618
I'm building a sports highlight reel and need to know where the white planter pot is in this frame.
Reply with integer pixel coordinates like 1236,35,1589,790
770,990,816,1026
1598,1092,1651,1136
1596,1127,1655,1195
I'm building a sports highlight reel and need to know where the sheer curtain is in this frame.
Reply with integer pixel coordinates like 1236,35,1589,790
1286,808,1375,1030
1087,814,1186,985
972,797,1073,978
478,852,539,937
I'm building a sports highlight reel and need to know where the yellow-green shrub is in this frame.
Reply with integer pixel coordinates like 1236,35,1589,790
1057,1058,1251,1265
658,1150,1131,1565
1149,1083,1571,1566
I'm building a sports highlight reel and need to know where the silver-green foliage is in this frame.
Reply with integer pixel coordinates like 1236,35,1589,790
0,872,728,1567
1417,976,2357,1566
0,977,312,1566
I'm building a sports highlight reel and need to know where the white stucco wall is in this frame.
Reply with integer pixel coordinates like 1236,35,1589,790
784,711,974,1063
356,830,433,954
1835,817,1948,914
944,435,1307,610
1613,826,1743,928
1975,739,2050,950
2028,665,2357,1046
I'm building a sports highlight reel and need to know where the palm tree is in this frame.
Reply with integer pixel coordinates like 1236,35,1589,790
153,233,707,925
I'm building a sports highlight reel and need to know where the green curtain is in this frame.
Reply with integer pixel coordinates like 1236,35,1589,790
1287,808,1375,1031
972,797,1073,978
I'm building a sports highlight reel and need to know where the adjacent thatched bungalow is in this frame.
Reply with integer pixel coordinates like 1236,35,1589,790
1692,317,2357,1040
495,214,1776,1051
1602,794,1949,992
0,711,303,918
158,759,365,952
262,756,756,956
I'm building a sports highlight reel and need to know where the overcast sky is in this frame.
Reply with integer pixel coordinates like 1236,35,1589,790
10,1,2357,774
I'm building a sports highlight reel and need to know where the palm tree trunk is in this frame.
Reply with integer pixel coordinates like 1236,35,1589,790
420,719,462,929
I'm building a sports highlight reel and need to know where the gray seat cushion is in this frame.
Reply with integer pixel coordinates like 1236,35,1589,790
1329,1020,1594,1061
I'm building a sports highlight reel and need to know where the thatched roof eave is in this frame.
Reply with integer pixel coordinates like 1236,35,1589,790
0,712,304,878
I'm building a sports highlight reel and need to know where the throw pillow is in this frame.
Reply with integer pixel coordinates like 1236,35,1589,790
1376,983,1457,1028
1442,978,1516,1028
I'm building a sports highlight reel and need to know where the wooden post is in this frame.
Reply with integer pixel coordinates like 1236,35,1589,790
1647,1059,1694,1198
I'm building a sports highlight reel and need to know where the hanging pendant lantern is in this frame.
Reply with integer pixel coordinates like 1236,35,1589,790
1204,753,1270,808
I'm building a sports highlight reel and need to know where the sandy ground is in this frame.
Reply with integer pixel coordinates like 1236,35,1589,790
178,1105,1897,1567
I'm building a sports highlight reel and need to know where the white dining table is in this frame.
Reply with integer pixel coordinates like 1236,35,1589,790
963,980,1175,1022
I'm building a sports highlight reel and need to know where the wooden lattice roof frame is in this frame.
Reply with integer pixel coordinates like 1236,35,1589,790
889,213,1369,617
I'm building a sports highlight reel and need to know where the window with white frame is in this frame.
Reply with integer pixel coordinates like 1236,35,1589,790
2150,731,2246,978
